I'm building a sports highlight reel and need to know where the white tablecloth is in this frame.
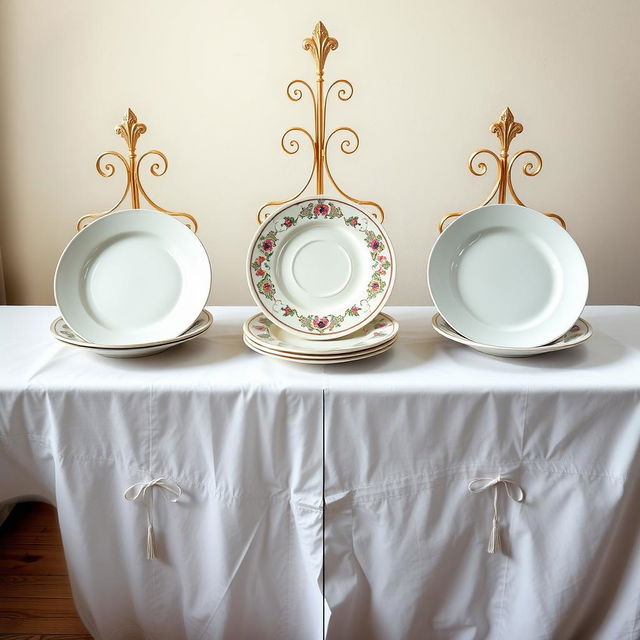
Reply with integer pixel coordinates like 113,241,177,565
1,306,640,639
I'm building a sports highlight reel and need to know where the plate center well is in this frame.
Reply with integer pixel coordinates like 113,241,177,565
83,232,182,330
291,239,352,297
272,220,365,313
453,227,561,330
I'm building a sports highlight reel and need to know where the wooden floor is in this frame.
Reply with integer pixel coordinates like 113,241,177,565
0,502,92,639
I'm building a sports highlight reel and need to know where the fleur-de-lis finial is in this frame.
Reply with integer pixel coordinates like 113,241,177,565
257,22,384,223
438,106,566,232
76,108,198,231
303,21,338,77
490,107,523,155
114,108,147,155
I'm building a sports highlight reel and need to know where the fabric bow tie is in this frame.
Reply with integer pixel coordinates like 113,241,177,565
468,475,524,554
124,477,182,560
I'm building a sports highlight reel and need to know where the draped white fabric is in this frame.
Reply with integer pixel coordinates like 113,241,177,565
0,307,324,639
323,306,640,640
1,306,639,639
0,263,12,528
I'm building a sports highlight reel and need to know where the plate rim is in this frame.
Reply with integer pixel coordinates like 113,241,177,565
54,208,212,346
246,196,396,341
51,308,213,350
243,326,397,358
431,312,592,354
243,334,396,364
242,310,399,356
427,203,589,348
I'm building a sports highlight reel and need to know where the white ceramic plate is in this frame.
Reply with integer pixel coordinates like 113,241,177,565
51,309,213,358
243,311,398,356
432,312,592,357
428,204,588,348
55,209,211,346
243,335,396,364
73,342,178,359
247,197,395,340
244,334,397,361
51,309,212,348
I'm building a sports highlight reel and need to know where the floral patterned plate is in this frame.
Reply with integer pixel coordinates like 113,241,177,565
243,312,398,356
432,313,592,358
247,197,395,340
243,335,396,364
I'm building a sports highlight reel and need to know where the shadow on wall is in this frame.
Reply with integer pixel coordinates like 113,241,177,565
0,251,5,304
0,4,9,305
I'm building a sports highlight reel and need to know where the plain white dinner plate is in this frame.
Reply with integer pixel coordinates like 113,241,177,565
247,197,395,340
427,204,588,348
55,209,211,345
242,312,398,356
432,313,592,357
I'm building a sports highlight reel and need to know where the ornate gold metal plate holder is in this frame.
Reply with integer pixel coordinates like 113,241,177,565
76,109,198,232
439,107,565,232
257,22,384,224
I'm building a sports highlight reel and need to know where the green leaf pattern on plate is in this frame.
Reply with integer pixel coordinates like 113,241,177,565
249,315,393,348
250,200,392,334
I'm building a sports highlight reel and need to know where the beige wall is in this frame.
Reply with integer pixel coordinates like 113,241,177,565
1,0,638,306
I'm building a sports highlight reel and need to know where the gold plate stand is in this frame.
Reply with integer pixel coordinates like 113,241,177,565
439,107,565,232
257,22,384,224
76,109,198,232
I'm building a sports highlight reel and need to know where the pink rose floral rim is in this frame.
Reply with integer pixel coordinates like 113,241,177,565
247,197,395,340
243,311,398,356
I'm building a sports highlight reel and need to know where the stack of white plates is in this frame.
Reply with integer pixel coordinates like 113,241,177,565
432,313,592,358
245,197,397,364
52,209,212,358
427,204,590,358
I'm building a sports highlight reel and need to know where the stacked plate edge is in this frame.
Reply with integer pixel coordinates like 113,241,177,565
432,312,592,358
51,309,213,358
243,311,398,364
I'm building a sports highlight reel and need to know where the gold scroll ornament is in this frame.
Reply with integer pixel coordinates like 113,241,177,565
76,109,198,232
439,107,565,232
257,22,384,223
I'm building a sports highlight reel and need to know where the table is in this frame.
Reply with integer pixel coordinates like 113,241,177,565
1,306,639,639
